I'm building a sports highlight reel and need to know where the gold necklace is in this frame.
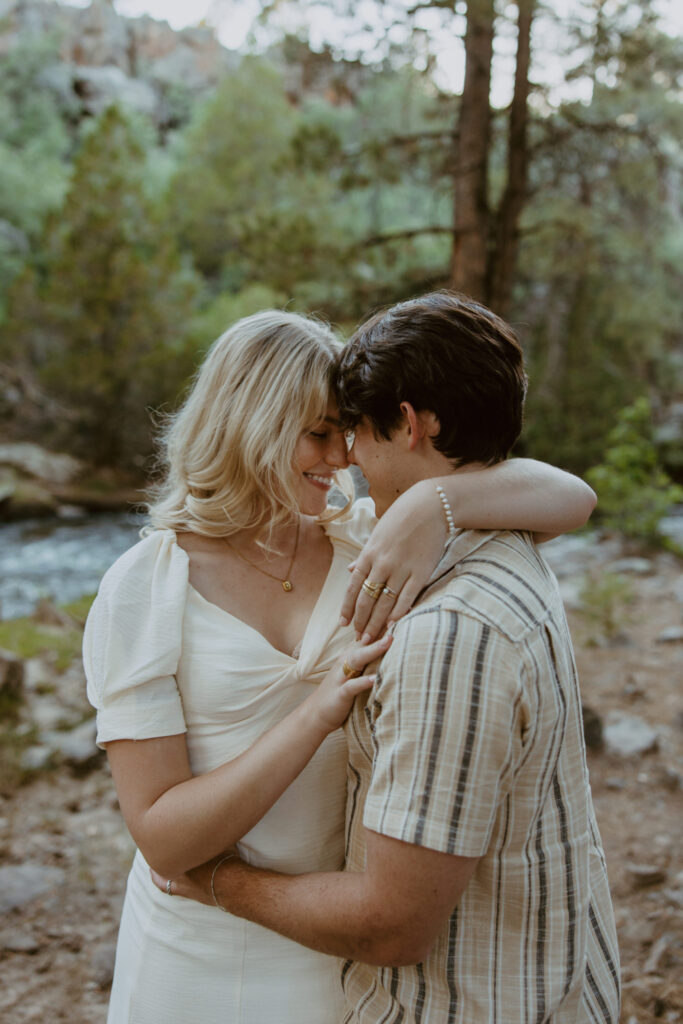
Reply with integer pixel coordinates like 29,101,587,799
224,518,301,593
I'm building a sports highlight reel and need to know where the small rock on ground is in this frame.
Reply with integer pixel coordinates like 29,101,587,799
0,863,66,913
603,714,659,757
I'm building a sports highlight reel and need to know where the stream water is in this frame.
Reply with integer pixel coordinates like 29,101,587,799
0,512,143,620
2,498,680,623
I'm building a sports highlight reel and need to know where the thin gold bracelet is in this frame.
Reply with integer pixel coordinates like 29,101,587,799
210,853,239,913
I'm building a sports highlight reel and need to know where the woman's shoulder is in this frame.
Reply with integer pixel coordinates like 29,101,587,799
323,497,377,551
84,529,189,676
84,529,189,744
101,528,186,580
93,528,189,612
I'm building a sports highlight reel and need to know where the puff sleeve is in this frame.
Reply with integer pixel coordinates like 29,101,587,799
83,530,189,748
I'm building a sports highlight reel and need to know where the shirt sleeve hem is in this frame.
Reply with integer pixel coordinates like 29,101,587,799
363,800,491,858
95,709,188,749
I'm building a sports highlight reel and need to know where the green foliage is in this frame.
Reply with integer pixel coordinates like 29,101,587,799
166,58,451,319
0,33,71,313
520,10,683,471
188,284,288,352
577,571,635,646
167,58,305,282
4,106,201,464
61,594,96,627
0,10,681,473
585,398,683,543
0,618,83,672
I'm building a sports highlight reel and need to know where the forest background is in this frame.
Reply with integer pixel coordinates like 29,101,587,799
0,0,682,531
0,5,682,1020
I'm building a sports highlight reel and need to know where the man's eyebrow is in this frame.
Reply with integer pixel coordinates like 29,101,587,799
324,415,343,427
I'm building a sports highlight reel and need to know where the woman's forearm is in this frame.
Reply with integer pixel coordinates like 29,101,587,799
107,637,386,879
108,697,332,879
147,701,330,876
434,458,596,538
340,458,596,638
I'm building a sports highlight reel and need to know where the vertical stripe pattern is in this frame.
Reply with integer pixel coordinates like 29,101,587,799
342,529,620,1023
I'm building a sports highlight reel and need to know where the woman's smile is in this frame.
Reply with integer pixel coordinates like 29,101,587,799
304,472,335,491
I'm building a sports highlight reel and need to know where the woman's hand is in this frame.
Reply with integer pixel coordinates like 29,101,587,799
151,854,232,908
341,459,597,638
340,481,445,640
151,852,255,916
308,634,392,734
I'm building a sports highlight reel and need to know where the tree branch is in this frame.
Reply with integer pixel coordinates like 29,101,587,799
361,226,453,247
530,108,660,153
341,129,456,161
519,217,590,237
383,130,457,145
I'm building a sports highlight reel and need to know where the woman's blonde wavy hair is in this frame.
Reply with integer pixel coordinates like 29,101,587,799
146,310,354,540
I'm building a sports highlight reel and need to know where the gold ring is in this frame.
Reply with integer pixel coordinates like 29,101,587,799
342,660,360,679
382,585,398,598
361,579,385,600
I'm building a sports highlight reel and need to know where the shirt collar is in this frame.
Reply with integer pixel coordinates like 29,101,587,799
422,528,500,596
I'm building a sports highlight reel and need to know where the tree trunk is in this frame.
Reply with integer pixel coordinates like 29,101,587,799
450,0,494,301
488,0,534,316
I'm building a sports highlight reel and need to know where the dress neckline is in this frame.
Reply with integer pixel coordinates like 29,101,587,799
183,541,344,664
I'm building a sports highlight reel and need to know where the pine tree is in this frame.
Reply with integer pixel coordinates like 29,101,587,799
7,106,200,465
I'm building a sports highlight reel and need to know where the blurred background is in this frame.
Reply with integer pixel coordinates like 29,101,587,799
0,1,681,1021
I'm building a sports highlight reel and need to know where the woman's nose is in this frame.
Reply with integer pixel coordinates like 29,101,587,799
326,433,349,468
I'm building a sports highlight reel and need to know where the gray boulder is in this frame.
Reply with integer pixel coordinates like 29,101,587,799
656,625,683,644
43,718,101,773
0,442,84,485
659,513,683,549
609,557,653,575
0,929,40,953
20,744,54,773
0,863,66,913
603,713,659,757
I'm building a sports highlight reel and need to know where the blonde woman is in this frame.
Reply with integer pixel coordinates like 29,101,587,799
84,310,594,1024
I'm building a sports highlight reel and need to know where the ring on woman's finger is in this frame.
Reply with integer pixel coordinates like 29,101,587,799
342,660,361,679
382,585,398,598
361,579,385,600
166,878,174,896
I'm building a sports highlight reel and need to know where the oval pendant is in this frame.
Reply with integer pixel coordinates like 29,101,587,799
282,580,293,592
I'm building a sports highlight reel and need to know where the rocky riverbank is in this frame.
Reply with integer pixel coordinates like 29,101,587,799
0,531,681,1023
0,442,145,522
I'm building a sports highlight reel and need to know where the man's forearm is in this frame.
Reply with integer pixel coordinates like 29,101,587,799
209,860,427,966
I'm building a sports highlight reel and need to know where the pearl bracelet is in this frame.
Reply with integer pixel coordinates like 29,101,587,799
211,852,239,913
435,484,457,539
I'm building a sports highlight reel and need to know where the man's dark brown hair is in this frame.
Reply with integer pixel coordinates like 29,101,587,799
334,291,528,468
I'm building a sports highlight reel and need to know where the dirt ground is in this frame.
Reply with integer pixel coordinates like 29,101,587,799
0,551,681,1024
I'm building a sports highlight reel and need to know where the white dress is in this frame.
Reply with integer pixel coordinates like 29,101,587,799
83,502,376,1024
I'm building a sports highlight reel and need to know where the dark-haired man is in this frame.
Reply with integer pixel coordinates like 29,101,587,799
171,293,620,1022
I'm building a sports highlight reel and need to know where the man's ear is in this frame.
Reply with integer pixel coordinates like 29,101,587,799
399,402,440,452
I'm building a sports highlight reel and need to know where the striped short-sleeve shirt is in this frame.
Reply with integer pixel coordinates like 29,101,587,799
341,529,620,1024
